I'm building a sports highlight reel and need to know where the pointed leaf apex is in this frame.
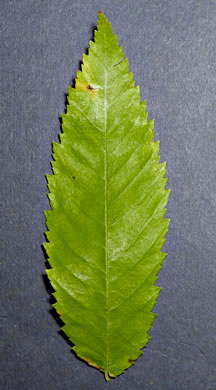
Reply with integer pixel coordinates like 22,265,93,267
97,10,109,25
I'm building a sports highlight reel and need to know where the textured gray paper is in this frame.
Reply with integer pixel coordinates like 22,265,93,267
1,1,216,389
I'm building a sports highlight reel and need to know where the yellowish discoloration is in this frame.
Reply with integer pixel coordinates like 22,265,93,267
75,78,87,91
75,79,98,97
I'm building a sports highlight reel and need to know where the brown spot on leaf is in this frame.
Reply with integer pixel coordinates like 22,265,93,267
87,84,94,90
128,358,133,363
72,176,75,180
85,357,100,370
98,10,103,14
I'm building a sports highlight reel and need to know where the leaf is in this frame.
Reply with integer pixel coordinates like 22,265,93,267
44,11,170,380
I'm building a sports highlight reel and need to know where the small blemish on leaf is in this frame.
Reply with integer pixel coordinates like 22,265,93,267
80,272,88,280
113,59,124,67
128,358,133,363
87,84,94,90
73,176,75,180
85,357,100,370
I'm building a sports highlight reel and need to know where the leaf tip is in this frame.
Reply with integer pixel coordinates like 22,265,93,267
97,10,109,25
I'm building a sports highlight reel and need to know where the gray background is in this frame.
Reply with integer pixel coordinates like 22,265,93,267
1,0,216,389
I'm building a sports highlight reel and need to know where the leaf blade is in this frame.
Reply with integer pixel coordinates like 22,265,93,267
45,11,170,380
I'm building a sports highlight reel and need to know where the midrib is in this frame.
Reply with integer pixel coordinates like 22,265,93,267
104,58,110,379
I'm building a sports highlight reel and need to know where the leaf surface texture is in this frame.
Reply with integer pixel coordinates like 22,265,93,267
44,12,170,380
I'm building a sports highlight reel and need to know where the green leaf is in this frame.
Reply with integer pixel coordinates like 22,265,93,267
44,11,170,380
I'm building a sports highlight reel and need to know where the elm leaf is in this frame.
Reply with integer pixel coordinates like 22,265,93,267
44,11,170,380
